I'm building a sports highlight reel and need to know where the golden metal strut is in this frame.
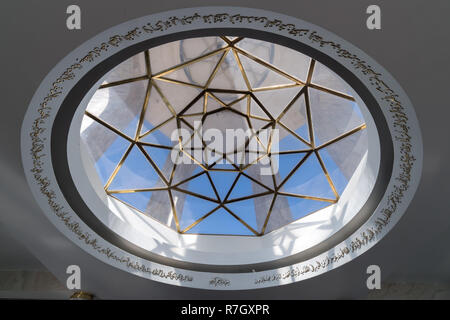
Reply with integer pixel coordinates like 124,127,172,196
83,36,367,236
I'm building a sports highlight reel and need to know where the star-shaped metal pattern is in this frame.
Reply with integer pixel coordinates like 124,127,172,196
82,36,367,236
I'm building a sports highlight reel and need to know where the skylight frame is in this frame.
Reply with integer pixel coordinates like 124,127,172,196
81,35,368,236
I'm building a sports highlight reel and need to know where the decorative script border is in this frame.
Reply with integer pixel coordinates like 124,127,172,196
27,12,416,287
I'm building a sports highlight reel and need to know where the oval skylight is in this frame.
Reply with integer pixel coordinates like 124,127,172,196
80,36,368,236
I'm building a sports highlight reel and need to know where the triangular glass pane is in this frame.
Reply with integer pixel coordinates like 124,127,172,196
236,38,310,82
276,124,310,153
142,146,174,181
153,79,202,114
246,124,274,152
176,172,217,200
171,190,219,231
272,152,308,185
242,156,275,190
227,174,267,200
278,93,310,143
309,88,365,146
102,52,147,84
280,153,334,199
171,162,199,185
179,37,227,60
108,146,166,190
147,191,176,228
86,80,148,138
112,191,152,213
227,174,253,200
226,194,274,233
139,85,174,135
139,118,177,147
162,52,223,86
209,50,248,91
185,207,253,235
264,195,331,233
311,61,354,95
238,52,296,89
112,191,175,229
210,162,237,171
81,118,131,185
282,196,332,220
253,86,303,119
208,170,239,201
318,129,367,194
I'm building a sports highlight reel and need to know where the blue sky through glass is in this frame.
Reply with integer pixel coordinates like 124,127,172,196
113,191,152,213
277,196,331,220
281,153,335,199
278,129,309,152
208,170,239,201
174,192,219,231
94,134,129,184
178,172,216,199
108,146,163,190
275,153,307,184
122,114,139,138
318,148,348,195
186,207,253,235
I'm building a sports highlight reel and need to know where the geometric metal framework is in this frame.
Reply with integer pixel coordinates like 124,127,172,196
82,36,367,236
